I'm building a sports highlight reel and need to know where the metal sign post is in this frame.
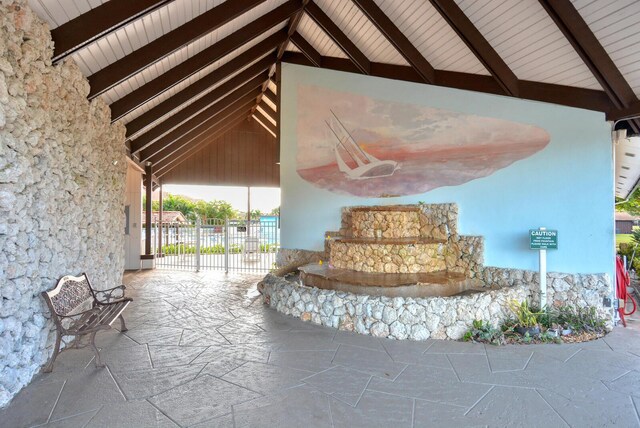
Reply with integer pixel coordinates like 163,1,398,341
529,228,558,309
195,218,201,272
539,228,547,309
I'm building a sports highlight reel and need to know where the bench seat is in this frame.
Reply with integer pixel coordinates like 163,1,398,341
41,273,133,372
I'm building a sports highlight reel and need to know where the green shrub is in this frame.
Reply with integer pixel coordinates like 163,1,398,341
557,306,606,333
463,320,505,346
162,244,244,255
617,243,640,271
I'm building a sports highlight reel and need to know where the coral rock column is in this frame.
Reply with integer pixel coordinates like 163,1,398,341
0,1,126,407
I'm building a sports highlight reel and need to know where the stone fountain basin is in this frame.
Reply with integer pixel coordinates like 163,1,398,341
299,264,493,298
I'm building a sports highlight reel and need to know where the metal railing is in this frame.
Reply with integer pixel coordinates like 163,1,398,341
152,217,279,273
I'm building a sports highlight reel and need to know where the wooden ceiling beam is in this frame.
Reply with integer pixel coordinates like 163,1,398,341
429,0,518,96
538,0,640,132
281,52,615,113
607,101,640,122
257,100,277,120
351,0,434,83
252,116,277,136
262,88,278,107
51,0,173,63
155,114,251,175
253,110,277,135
125,53,276,136
87,0,267,98
142,88,262,163
129,66,271,153
251,0,308,140
112,31,287,122
305,1,370,74
290,32,322,67
276,0,310,60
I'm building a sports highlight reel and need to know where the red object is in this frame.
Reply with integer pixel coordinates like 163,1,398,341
624,292,637,316
616,256,631,326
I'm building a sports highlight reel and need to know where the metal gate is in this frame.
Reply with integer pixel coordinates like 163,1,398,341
153,217,279,273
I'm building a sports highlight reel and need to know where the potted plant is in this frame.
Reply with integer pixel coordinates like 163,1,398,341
508,300,541,336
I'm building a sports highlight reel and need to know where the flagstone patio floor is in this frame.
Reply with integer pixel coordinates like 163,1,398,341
2,270,640,427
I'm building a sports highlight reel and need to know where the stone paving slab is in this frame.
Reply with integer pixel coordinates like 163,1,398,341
1,270,640,427
148,375,260,426
301,366,372,406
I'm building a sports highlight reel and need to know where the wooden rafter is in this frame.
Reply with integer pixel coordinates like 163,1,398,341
111,31,287,122
142,90,262,164
125,53,277,137
154,114,252,175
262,88,278,108
276,0,310,60
130,71,269,153
305,1,370,74
608,101,640,122
155,115,251,176
257,100,277,120
87,0,266,98
250,0,309,135
290,32,322,67
51,0,173,63
538,0,640,132
429,0,518,96
147,101,256,166
142,87,263,162
252,115,276,136
253,110,277,135
351,0,434,83
281,52,614,113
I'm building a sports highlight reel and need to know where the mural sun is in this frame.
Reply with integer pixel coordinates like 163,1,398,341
295,84,551,197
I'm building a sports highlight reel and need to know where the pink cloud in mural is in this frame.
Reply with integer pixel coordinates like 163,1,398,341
295,84,551,197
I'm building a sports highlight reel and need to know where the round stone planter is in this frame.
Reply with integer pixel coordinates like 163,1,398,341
261,273,528,340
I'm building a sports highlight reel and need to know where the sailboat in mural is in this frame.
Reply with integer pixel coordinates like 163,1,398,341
325,110,399,180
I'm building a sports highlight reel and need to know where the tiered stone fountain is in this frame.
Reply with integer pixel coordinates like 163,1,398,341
299,204,485,297
261,204,528,340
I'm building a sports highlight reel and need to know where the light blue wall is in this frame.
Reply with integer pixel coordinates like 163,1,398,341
280,63,615,276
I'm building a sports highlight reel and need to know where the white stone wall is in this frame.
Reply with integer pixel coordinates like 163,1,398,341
0,1,126,407
262,274,528,340
478,267,613,322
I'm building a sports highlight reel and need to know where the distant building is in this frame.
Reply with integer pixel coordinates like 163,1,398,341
142,211,187,225
615,212,640,234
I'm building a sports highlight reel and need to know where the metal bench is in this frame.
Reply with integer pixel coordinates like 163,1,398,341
41,273,132,372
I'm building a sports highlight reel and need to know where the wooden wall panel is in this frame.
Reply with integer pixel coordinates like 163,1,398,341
161,118,279,187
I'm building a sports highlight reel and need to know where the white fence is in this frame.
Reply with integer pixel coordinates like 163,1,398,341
148,217,279,273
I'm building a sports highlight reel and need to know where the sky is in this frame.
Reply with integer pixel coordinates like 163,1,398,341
161,185,280,212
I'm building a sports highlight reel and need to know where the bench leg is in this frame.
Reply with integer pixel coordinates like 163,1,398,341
118,314,128,332
89,331,105,368
43,333,61,373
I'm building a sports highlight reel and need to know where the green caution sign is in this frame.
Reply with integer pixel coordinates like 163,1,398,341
529,229,558,250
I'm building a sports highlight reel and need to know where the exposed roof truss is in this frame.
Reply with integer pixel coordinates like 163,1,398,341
28,0,640,179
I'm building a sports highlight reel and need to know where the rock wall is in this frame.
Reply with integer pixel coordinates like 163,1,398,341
351,210,421,238
339,204,459,239
276,248,325,267
273,249,614,328
0,1,126,407
477,267,612,321
330,241,447,273
334,204,483,276
262,274,528,340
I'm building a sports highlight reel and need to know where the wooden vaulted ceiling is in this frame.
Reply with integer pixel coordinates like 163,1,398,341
29,0,640,181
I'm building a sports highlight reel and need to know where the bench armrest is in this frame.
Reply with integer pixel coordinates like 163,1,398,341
93,285,126,304
58,307,105,334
